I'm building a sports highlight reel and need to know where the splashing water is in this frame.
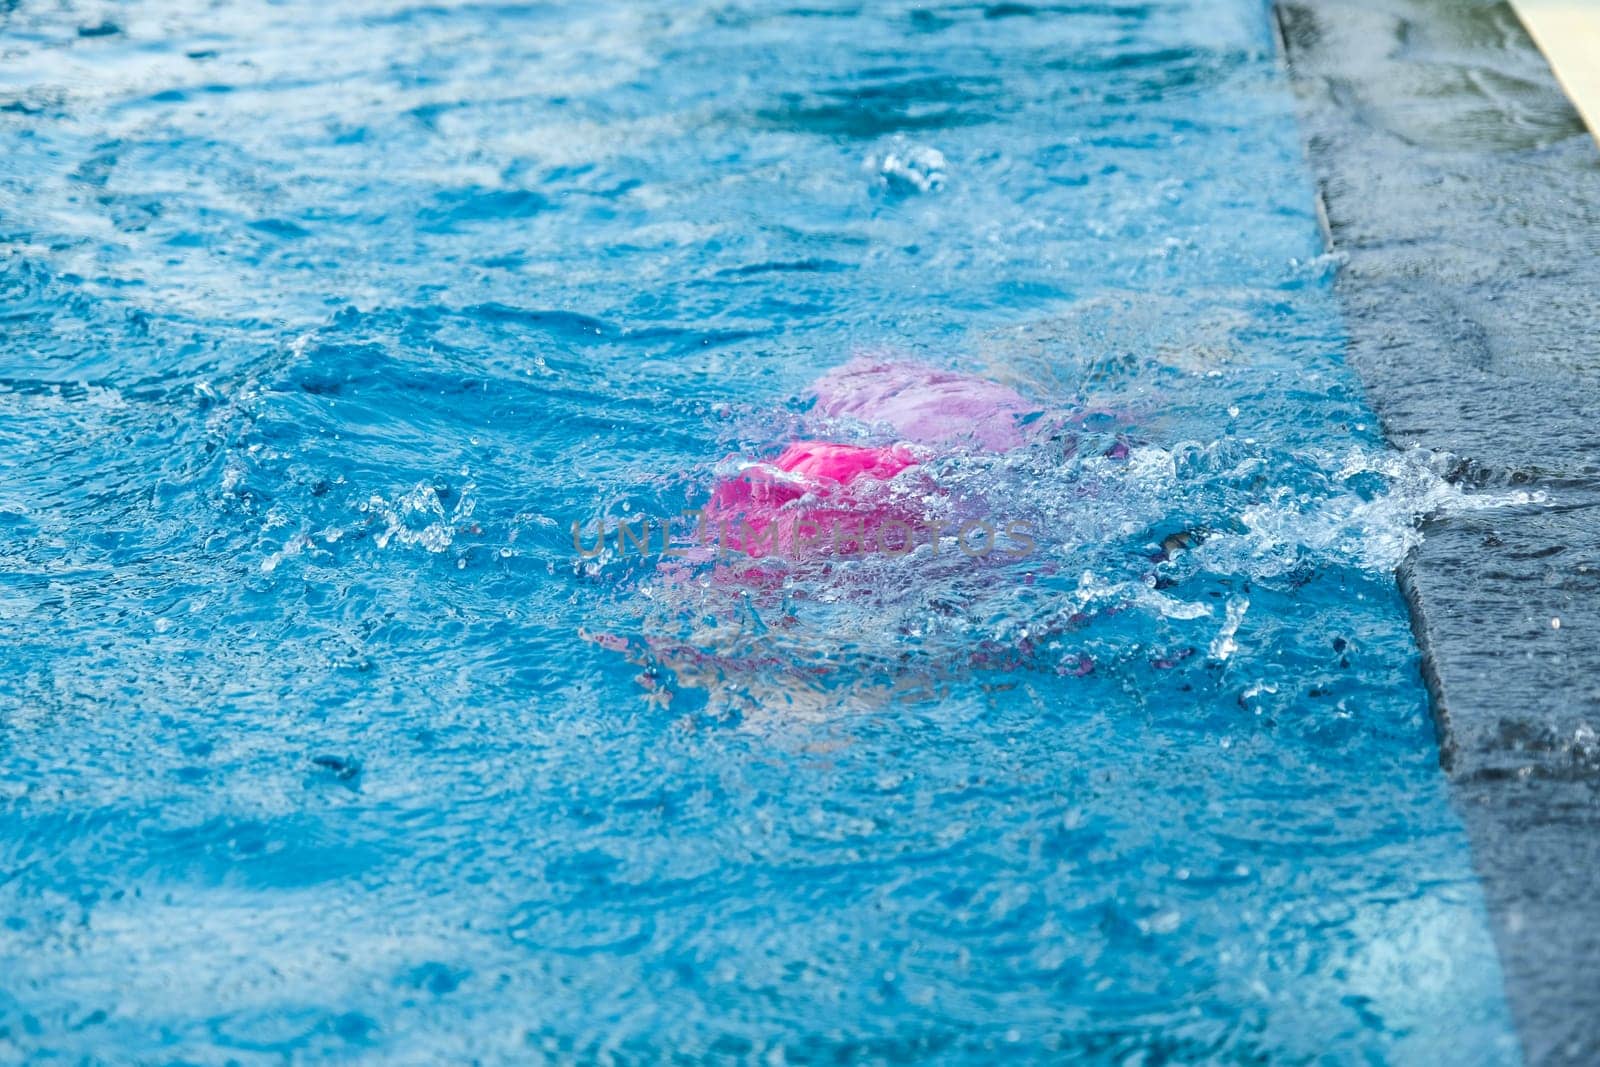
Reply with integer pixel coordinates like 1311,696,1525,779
593,364,1544,723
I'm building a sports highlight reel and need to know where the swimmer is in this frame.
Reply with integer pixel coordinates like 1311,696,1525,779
585,357,1134,720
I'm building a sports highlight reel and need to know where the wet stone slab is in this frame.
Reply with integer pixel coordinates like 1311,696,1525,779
1276,1,1600,1062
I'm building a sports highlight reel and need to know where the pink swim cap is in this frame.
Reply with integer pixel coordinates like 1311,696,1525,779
696,360,1045,563
704,440,924,559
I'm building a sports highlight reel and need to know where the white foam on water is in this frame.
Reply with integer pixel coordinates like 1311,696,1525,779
865,137,947,194
612,433,1551,711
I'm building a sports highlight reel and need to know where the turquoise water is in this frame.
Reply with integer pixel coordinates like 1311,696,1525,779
0,0,1522,1062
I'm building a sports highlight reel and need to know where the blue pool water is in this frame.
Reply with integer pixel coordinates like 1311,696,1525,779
0,0,1527,1062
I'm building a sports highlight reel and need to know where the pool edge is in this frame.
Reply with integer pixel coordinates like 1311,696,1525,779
1510,0,1600,147
1273,1,1600,1063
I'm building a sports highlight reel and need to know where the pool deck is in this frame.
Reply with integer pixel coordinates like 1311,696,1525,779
1511,1,1600,144
1276,2,1600,1063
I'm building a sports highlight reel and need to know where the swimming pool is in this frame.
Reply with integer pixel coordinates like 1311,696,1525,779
0,0,1527,1061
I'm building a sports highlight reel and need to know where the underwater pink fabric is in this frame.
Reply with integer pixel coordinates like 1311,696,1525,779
809,358,1033,451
